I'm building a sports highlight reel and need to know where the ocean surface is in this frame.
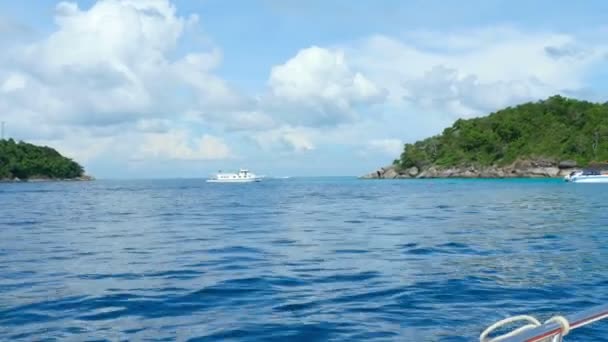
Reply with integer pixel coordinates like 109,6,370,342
0,178,607,341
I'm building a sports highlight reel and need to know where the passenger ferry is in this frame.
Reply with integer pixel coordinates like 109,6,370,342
206,169,261,183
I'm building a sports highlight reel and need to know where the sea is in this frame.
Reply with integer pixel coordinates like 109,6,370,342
0,178,606,341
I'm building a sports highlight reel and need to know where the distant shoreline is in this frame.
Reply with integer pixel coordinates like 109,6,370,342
360,161,579,180
0,175,95,183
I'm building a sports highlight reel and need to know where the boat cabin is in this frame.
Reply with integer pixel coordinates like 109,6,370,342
581,169,601,176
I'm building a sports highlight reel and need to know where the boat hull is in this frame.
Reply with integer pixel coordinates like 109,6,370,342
568,175,608,183
206,178,260,183
206,168,261,183
566,175,608,184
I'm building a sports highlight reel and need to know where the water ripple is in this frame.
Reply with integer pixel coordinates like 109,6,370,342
0,178,607,341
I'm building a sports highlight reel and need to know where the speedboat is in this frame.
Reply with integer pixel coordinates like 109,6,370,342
206,169,261,183
564,169,608,183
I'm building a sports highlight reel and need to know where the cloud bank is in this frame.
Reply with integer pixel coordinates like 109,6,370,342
1,1,606,176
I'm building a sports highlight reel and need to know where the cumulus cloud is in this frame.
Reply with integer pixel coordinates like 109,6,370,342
253,126,315,152
30,131,118,164
1,73,26,93
192,109,278,132
265,46,386,126
2,1,607,176
402,65,543,117
544,43,590,60
0,0,249,165
135,119,173,133
1,0,237,130
138,130,232,160
172,49,246,110
223,111,277,131
345,29,608,118
366,139,403,157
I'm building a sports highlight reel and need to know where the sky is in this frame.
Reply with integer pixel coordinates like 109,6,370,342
0,1,607,178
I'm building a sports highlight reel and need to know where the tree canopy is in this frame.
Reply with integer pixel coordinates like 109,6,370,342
396,95,608,170
0,139,84,180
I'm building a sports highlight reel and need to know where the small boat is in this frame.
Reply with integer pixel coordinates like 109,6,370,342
206,169,261,183
564,169,608,183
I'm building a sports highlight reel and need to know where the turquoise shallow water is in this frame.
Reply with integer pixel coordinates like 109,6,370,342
0,178,606,341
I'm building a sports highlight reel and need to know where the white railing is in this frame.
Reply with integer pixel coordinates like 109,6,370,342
481,303,608,342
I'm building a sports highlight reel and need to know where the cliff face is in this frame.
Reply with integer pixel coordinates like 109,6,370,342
361,159,579,179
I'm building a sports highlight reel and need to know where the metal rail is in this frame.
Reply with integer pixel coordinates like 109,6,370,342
483,303,608,342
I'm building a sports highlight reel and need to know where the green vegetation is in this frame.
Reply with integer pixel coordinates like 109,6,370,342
395,95,608,170
0,139,85,180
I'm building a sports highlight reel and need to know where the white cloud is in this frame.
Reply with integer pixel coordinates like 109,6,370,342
30,131,118,164
345,29,608,117
135,119,173,133
1,0,236,129
172,50,246,110
402,65,543,117
223,111,277,131
1,0,607,178
189,108,278,132
366,139,403,157
55,2,80,17
544,43,590,60
265,46,386,126
253,126,315,152
138,130,232,160
0,0,246,171
1,73,26,92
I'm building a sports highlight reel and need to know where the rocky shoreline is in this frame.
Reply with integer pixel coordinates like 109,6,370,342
361,159,581,179
0,175,95,183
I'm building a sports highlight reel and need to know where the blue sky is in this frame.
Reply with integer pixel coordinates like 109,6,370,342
0,0,607,178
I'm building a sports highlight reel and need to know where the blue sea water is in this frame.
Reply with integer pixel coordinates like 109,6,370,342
0,178,607,341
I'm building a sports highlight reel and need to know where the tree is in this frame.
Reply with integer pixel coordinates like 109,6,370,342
0,140,85,180
396,96,608,168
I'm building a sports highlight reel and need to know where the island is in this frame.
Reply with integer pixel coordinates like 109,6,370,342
0,139,93,182
362,95,608,179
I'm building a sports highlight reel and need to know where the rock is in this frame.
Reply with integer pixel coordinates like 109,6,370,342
479,166,502,178
587,162,608,171
415,170,428,178
539,167,559,177
0,175,94,182
383,167,399,179
512,158,556,169
359,172,377,179
407,166,419,177
438,168,452,177
360,165,397,179
417,166,438,178
515,166,560,177
462,169,478,178
558,160,577,169
558,168,577,177
544,167,560,177
364,158,571,179
533,158,556,167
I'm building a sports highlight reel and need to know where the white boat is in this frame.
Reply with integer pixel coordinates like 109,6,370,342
564,169,608,183
206,169,261,183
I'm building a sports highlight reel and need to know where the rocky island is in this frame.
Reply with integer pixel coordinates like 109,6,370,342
363,96,608,179
0,139,93,182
